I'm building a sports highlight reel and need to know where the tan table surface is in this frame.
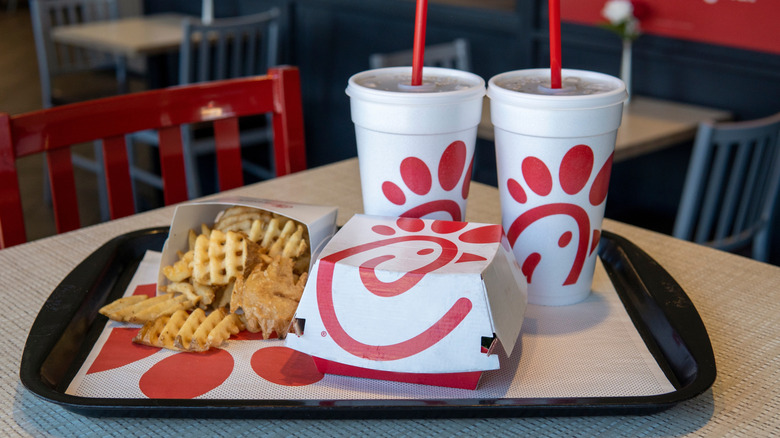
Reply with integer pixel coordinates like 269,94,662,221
479,96,733,162
4,158,779,436
50,13,188,57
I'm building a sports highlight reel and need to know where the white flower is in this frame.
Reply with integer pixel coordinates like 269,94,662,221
602,0,634,24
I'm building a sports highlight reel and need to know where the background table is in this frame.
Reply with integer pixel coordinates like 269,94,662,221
3,159,779,436
479,96,733,163
50,14,187,57
50,13,189,91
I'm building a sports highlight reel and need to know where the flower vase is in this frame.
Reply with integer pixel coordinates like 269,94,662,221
202,0,213,24
620,39,632,106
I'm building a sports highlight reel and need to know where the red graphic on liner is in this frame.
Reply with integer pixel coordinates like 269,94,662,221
251,346,324,386
87,328,158,374
381,141,473,221
316,218,501,361
139,349,233,399
506,144,612,286
133,283,157,297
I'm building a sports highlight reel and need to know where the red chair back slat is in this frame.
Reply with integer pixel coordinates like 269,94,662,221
0,66,306,249
0,114,27,249
46,148,80,234
102,135,136,219
157,125,189,206
271,67,307,176
213,117,244,191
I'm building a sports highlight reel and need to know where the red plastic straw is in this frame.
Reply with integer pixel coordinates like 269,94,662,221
411,0,428,86
549,0,562,88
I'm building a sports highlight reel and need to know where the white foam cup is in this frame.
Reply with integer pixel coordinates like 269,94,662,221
346,67,485,222
488,68,627,306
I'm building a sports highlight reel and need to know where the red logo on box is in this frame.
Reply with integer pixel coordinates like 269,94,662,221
315,217,501,361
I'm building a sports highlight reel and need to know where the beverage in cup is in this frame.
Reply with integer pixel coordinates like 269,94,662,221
488,68,627,306
346,66,485,221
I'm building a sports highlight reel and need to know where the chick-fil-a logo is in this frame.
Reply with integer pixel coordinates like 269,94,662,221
505,144,611,286
315,217,501,361
381,141,474,221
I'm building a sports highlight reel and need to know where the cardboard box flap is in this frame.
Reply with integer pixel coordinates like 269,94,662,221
202,196,336,226
481,236,528,357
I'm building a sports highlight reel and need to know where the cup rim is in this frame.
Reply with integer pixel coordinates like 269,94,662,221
346,66,486,105
487,69,627,110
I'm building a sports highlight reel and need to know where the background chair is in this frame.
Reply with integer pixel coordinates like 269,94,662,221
129,9,281,201
672,112,780,262
30,0,128,108
369,38,471,70
30,0,134,219
0,66,307,249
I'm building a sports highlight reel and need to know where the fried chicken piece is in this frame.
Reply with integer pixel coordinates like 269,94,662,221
230,255,308,339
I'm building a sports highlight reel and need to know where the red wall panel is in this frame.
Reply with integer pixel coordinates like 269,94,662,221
561,0,780,55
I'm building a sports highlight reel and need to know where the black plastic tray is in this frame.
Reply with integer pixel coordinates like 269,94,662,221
20,227,716,418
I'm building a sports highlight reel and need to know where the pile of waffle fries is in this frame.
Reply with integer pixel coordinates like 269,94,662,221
99,206,311,352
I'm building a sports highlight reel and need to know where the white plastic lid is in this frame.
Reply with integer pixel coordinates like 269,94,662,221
346,66,485,106
488,69,627,110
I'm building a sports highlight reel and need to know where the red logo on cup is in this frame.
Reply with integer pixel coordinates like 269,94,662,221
506,144,612,285
381,141,474,221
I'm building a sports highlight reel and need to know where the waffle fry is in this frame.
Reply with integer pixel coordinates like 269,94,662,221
188,229,199,252
191,230,251,286
204,311,244,350
247,219,265,243
161,250,194,282
132,308,244,352
159,281,198,302
99,293,196,324
185,308,241,351
243,217,310,275
133,314,170,347
98,295,146,316
215,206,272,234
173,308,208,350
158,310,189,350
259,218,291,249
160,281,215,308
212,280,235,310
269,223,308,259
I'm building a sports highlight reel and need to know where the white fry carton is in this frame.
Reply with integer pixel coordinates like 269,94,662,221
157,196,338,289
285,214,528,389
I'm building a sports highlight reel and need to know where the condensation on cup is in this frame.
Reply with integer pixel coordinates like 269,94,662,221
346,67,485,222
488,68,627,306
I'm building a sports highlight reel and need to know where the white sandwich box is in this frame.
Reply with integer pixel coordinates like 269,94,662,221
285,214,528,389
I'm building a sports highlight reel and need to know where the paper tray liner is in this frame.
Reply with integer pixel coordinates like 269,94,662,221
63,251,673,400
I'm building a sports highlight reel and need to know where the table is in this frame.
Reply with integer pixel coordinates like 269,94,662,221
50,13,189,91
4,158,779,436
50,14,187,57
479,96,733,163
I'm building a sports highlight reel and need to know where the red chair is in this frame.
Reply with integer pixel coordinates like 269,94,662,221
0,66,306,249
